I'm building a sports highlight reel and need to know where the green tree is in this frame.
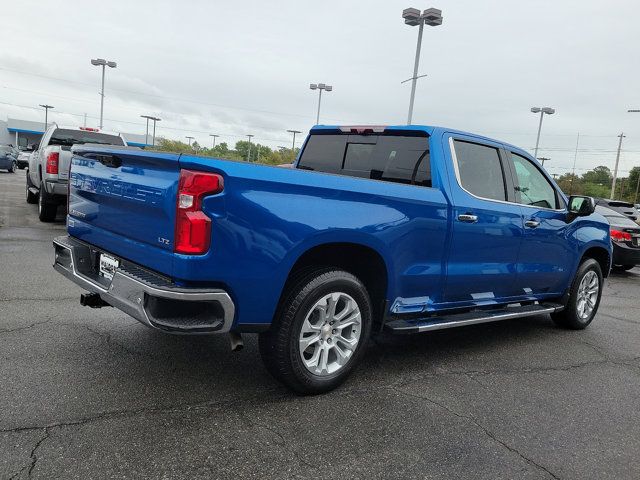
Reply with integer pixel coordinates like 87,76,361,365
556,173,583,195
581,165,611,185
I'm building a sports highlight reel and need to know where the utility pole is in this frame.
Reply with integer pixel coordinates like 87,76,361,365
569,132,580,195
39,104,54,131
246,134,254,162
610,132,625,200
538,157,550,167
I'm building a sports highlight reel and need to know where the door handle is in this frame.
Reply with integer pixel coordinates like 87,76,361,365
458,214,478,223
525,220,540,228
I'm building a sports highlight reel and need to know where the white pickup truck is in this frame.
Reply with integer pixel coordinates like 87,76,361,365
26,124,127,221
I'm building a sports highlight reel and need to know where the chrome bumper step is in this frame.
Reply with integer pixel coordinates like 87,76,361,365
385,303,563,334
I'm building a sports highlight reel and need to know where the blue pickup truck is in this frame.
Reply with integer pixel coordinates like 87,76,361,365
53,125,611,393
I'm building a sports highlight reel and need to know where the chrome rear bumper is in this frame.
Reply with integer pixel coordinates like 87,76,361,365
53,235,235,334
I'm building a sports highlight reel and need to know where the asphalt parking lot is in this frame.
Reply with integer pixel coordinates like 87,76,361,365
1,168,639,479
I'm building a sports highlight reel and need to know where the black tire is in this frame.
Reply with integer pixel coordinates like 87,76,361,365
259,268,373,394
26,173,38,204
8,161,16,173
551,258,603,330
38,185,57,222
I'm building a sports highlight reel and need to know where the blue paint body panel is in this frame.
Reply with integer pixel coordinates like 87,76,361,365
66,126,612,330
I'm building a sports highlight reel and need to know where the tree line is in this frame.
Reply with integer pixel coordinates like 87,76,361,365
154,138,298,166
555,165,640,204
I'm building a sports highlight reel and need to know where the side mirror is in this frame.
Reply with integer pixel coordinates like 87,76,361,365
568,196,596,217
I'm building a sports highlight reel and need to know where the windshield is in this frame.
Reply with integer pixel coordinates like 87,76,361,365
49,129,125,147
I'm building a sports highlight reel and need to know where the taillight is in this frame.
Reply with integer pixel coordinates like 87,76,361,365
174,169,224,254
46,152,59,174
610,228,632,242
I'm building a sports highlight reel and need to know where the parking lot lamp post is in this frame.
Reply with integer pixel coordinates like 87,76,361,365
185,136,194,148
140,116,161,147
309,84,332,124
91,59,117,129
531,107,555,159
209,134,220,149
538,157,550,167
402,7,443,124
287,129,302,151
610,133,625,199
39,104,54,131
246,135,254,162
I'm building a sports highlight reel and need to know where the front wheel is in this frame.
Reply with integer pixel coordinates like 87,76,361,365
8,161,16,173
551,258,603,330
259,269,372,394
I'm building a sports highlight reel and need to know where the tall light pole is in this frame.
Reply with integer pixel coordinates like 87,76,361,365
39,104,54,131
140,115,161,147
90,58,117,129
611,132,625,200
531,106,555,159
246,134,254,162
186,136,195,147
538,157,550,167
209,134,220,149
402,7,443,124
287,129,302,150
309,83,332,124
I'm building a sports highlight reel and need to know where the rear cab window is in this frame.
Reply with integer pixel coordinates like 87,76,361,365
297,132,431,187
50,129,125,149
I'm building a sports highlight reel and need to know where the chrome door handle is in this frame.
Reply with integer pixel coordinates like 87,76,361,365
458,214,478,223
525,220,540,228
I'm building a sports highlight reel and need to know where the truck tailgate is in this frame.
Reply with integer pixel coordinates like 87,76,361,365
68,146,180,274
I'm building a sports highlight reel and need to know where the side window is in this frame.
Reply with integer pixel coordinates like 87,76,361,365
453,140,506,201
298,134,431,187
510,153,558,209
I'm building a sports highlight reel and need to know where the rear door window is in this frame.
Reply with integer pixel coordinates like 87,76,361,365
298,134,431,187
453,140,506,201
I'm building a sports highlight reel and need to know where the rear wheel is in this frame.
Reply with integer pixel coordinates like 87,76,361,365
8,161,16,173
38,184,57,222
551,258,603,330
259,269,372,394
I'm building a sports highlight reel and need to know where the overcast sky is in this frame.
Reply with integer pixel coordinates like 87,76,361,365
1,0,639,178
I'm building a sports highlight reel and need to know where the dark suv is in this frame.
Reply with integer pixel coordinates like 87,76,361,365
595,198,640,224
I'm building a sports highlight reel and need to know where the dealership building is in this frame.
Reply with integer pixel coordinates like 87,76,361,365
0,118,150,149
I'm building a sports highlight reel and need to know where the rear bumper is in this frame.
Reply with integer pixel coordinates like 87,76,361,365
53,235,236,334
612,242,640,266
44,179,68,196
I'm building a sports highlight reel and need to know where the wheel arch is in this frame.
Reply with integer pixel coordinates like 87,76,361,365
279,241,390,326
580,245,611,278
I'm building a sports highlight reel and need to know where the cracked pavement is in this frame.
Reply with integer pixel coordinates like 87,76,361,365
1,169,640,479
